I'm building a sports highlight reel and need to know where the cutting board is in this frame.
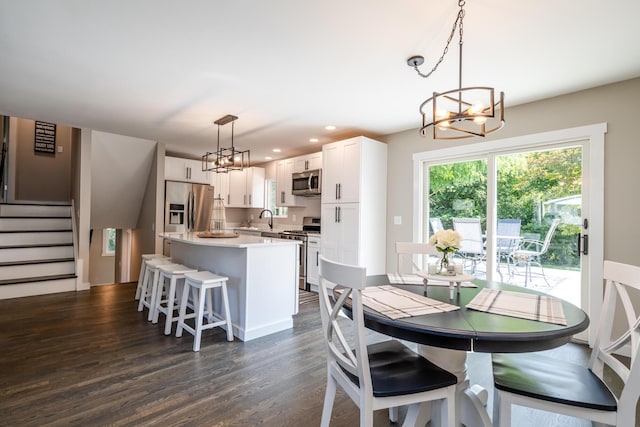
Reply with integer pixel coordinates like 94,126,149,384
196,232,239,238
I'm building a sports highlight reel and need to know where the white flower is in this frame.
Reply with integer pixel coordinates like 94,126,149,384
429,229,462,253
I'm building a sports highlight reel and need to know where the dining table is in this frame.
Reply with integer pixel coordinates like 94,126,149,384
349,274,590,427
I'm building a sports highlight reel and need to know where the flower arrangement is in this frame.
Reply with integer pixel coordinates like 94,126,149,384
428,229,462,273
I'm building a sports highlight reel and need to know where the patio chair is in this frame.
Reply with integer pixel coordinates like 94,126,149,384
452,218,485,275
509,218,560,287
318,256,457,426
492,260,640,427
430,217,444,234
496,219,521,278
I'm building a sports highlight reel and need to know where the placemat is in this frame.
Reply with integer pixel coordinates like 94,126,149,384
356,285,460,320
466,288,567,325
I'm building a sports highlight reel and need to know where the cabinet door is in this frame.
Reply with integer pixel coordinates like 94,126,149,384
306,152,322,171
293,156,307,173
276,159,297,206
186,158,210,184
337,139,360,203
227,170,247,207
306,237,320,286
165,157,188,181
245,167,265,208
320,203,359,265
213,173,229,203
322,143,341,203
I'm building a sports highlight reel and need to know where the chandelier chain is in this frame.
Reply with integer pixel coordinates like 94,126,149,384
412,0,465,79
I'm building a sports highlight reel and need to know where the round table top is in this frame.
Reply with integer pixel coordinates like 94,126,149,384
416,271,475,283
358,275,590,353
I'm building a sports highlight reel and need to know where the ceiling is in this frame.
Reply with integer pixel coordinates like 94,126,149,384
1,0,639,163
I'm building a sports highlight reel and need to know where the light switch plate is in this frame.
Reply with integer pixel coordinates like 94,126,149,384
394,216,402,225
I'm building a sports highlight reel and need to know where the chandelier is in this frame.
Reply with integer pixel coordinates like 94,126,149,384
202,114,250,173
407,0,504,140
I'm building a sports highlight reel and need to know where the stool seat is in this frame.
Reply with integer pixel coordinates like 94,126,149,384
176,270,234,351
152,263,198,335
135,254,170,300
137,259,179,320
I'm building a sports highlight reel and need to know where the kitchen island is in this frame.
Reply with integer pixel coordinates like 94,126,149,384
161,232,300,341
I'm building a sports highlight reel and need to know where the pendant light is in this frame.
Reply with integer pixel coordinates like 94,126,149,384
202,114,250,173
407,0,505,140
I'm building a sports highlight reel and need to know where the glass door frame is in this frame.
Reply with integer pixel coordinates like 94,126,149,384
412,123,606,346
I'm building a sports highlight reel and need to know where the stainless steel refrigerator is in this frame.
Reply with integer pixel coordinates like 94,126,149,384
164,180,214,254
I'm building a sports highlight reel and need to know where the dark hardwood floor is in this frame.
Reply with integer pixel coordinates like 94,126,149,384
0,283,622,426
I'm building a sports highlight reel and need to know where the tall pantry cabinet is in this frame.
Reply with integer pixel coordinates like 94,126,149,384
321,136,387,275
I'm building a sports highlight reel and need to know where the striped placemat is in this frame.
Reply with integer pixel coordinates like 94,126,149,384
357,285,459,320
466,288,567,325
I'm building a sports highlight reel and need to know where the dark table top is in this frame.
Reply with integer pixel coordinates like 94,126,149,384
357,275,589,353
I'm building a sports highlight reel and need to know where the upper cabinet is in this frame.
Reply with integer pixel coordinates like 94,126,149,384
226,167,265,208
293,152,322,173
275,158,299,207
322,138,361,203
165,156,210,184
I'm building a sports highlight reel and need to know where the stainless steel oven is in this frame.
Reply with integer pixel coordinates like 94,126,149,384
279,217,320,291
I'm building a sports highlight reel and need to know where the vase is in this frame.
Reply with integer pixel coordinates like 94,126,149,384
439,252,454,275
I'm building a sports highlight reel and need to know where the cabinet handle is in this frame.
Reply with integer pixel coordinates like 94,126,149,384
316,251,319,266
249,194,252,205
281,191,285,203
227,194,230,205
334,206,338,222
338,183,342,200
305,160,309,170
244,195,247,205
335,183,339,200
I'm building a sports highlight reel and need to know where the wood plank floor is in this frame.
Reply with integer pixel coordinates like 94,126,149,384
0,283,624,426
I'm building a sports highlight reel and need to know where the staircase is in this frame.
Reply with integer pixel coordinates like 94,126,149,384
0,203,77,299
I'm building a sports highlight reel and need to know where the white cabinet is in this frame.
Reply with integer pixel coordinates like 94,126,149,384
322,139,360,203
293,152,322,173
306,234,321,288
212,172,229,203
165,156,210,184
321,136,387,275
275,158,299,207
226,167,265,208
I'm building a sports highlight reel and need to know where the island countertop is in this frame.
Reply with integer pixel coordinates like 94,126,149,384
161,232,300,248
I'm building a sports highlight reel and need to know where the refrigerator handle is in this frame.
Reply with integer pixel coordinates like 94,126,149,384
190,192,195,230
186,192,192,230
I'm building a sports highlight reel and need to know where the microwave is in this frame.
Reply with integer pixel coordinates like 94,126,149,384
292,169,322,196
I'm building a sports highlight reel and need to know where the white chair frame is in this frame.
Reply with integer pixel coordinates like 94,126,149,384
509,218,560,287
493,260,640,427
318,256,456,427
395,241,440,276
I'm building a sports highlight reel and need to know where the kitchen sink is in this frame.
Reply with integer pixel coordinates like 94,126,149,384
260,231,281,238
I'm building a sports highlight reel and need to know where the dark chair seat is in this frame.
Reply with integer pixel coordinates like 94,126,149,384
492,353,617,411
343,340,458,398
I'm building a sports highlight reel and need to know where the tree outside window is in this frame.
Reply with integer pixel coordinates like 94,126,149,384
102,228,116,256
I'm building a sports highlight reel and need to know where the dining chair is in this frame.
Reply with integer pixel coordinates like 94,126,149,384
395,241,439,276
318,256,457,427
491,260,640,427
452,218,485,275
509,218,560,287
430,217,444,235
496,219,521,278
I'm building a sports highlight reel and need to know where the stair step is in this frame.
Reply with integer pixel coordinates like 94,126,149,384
0,246,74,263
0,260,75,281
0,275,77,299
0,242,73,249
0,203,71,218
0,257,75,267
0,217,72,231
0,230,73,246
0,273,77,286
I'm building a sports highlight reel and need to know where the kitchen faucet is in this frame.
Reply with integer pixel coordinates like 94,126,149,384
259,209,274,230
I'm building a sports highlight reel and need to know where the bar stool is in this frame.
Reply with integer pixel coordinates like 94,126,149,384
138,258,179,321
176,271,234,351
135,254,170,300
152,263,198,335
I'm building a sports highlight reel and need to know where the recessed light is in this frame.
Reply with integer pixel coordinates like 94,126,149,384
272,148,281,153
265,156,272,160
325,125,336,131
309,138,319,143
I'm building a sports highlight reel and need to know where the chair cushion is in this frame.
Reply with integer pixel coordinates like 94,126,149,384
492,353,617,411
342,340,458,398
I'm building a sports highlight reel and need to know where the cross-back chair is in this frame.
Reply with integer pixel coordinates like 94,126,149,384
395,241,439,276
492,260,640,427
318,256,457,427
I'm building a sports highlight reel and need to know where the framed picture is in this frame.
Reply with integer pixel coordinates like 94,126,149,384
34,121,56,154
